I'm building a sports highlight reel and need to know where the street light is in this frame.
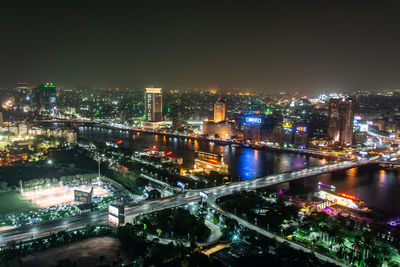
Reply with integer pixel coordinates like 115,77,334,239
96,158,101,178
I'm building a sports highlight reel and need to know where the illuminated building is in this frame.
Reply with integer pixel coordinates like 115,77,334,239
316,190,365,209
214,97,226,123
272,122,293,145
294,126,308,147
354,132,367,145
202,119,233,139
328,98,355,146
242,116,262,143
34,82,57,112
18,124,28,135
65,132,78,143
202,93,232,138
15,82,34,108
145,87,163,122
193,151,228,174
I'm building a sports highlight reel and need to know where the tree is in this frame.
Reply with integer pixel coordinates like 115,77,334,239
147,189,161,200
0,181,7,191
336,235,346,259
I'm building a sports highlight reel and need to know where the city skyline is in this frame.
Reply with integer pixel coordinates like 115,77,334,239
2,2,400,92
1,2,400,266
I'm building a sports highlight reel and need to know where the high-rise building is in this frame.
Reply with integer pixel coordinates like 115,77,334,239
145,88,163,122
15,82,34,108
214,96,226,123
34,82,56,112
328,98,355,146
294,126,308,147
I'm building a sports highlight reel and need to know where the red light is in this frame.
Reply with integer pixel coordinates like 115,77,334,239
116,140,123,145
340,193,359,200
166,152,172,156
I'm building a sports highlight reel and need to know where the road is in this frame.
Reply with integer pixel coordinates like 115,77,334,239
207,195,348,267
0,191,200,246
0,155,381,245
0,154,383,244
0,151,393,267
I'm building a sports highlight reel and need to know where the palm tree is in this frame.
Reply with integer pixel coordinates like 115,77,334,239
361,232,374,260
379,244,392,266
352,235,362,264
336,235,346,258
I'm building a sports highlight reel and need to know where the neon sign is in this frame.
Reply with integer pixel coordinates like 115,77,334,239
296,126,307,133
282,122,292,129
340,193,359,200
359,124,368,132
245,117,262,124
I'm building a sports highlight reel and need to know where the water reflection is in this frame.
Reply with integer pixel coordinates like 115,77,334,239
77,126,323,180
305,167,400,217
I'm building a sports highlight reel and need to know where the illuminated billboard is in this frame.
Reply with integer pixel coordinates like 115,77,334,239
296,126,307,133
108,203,125,226
245,117,262,124
109,205,120,217
359,124,368,132
108,214,119,225
74,190,92,203
282,122,292,129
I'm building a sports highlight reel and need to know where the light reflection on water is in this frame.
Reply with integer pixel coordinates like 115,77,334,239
304,167,400,216
77,126,324,180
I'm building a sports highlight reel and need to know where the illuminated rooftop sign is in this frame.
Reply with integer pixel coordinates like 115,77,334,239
359,124,368,132
245,117,262,124
296,126,307,133
282,122,292,129
340,193,359,201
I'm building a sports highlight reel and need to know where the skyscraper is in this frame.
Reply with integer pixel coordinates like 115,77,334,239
327,98,355,146
145,88,163,122
34,82,56,112
213,90,226,123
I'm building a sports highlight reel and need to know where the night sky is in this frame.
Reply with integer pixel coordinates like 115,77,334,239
1,1,400,92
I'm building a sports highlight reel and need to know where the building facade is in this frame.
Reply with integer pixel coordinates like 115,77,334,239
145,88,163,122
35,82,56,112
214,98,226,123
327,98,355,146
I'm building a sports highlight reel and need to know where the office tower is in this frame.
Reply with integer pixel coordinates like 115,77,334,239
15,82,34,108
213,83,226,123
145,88,163,122
35,82,56,111
294,126,308,147
214,99,226,123
328,98,355,146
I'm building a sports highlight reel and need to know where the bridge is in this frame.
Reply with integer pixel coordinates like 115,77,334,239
367,129,400,145
0,154,381,245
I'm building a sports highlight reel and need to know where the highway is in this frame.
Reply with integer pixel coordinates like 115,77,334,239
206,195,348,267
0,191,201,246
0,155,382,246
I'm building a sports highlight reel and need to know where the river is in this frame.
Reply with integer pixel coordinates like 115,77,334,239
76,126,325,180
47,123,400,218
